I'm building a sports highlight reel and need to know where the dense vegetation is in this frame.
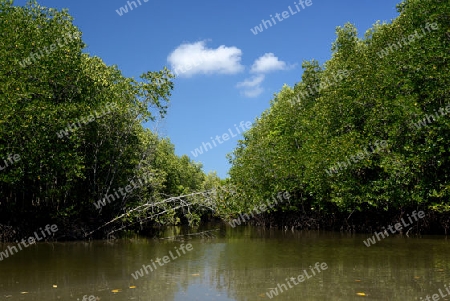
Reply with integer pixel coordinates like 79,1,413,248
0,0,222,240
226,0,450,233
1,0,450,240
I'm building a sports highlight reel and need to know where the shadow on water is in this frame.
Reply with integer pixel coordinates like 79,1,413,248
1,225,450,300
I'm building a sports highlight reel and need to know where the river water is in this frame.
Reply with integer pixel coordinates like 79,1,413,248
1,225,449,301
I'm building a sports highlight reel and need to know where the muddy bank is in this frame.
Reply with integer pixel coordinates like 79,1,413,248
1,207,449,243
243,206,450,235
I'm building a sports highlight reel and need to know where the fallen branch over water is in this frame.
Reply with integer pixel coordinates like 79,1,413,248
84,189,218,238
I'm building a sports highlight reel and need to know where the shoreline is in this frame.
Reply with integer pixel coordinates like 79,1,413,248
1,205,449,242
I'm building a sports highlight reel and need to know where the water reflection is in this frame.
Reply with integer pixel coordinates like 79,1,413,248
0,226,449,300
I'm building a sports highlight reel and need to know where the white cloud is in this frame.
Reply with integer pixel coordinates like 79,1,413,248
250,53,293,74
237,53,295,98
167,41,244,77
236,74,265,88
241,87,264,98
236,75,265,98
167,43,295,99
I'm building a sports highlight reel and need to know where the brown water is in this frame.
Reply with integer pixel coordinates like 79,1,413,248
1,225,450,301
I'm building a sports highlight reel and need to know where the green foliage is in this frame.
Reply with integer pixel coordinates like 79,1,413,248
0,0,208,237
227,0,450,217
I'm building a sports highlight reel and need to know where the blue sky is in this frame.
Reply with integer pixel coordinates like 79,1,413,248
15,0,401,178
